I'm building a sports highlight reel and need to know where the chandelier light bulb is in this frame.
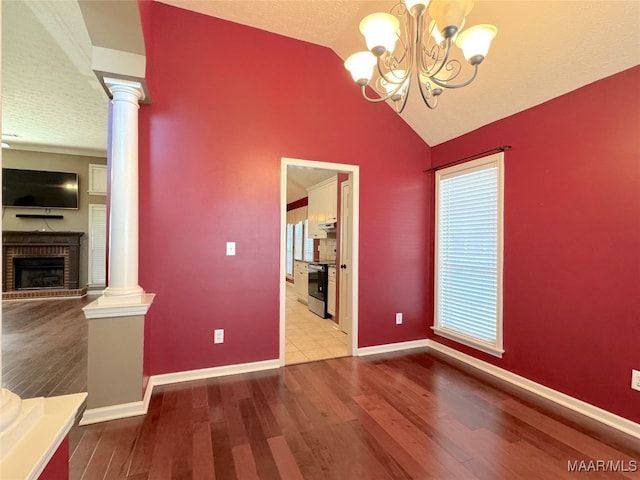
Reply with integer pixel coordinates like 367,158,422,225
428,0,473,38
360,12,400,56
344,51,377,85
456,24,498,65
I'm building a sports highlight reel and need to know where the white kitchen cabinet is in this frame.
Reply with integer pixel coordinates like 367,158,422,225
307,177,338,239
327,266,336,317
294,260,309,304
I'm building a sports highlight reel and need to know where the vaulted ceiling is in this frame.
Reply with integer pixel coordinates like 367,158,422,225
2,1,639,157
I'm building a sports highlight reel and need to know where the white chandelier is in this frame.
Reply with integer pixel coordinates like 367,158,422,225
344,0,497,112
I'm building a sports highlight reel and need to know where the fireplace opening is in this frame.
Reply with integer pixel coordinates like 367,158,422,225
14,257,65,290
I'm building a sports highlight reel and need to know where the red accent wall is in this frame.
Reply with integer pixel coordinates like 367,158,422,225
429,66,640,422
38,437,69,480
138,3,431,375
287,197,308,211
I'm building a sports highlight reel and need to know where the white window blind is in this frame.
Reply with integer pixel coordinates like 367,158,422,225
294,221,303,260
434,153,504,357
88,204,107,286
304,219,314,262
286,223,294,277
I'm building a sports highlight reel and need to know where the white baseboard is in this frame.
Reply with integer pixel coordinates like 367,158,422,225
149,359,280,388
426,340,640,440
79,359,281,425
357,339,429,357
79,400,147,426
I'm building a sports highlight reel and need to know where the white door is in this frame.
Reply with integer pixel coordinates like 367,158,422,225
339,180,352,338
88,204,107,287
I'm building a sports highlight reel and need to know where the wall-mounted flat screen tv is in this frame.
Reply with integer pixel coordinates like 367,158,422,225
2,168,79,209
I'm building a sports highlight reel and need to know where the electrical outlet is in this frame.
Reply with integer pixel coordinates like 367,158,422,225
226,242,236,256
214,329,224,344
632,369,640,392
395,312,403,325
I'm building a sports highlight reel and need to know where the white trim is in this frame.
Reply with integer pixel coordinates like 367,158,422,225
79,400,146,426
82,293,155,319
149,359,280,387
0,393,86,480
79,359,281,425
280,157,360,363
357,339,429,357
4,141,107,158
432,326,504,358
427,340,640,440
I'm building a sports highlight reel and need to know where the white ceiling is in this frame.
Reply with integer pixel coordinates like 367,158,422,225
2,1,639,157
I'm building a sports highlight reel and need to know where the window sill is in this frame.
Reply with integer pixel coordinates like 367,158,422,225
432,326,504,358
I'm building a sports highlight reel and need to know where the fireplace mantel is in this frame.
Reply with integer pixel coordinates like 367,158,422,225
2,231,85,299
3,231,84,246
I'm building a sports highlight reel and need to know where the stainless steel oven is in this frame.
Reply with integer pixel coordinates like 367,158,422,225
308,263,328,318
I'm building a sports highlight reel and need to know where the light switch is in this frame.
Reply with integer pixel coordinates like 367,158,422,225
226,242,236,256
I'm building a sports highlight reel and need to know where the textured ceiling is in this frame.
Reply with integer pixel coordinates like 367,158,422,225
1,0,108,156
1,0,639,158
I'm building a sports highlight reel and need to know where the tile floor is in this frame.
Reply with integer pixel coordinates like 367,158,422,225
285,283,349,365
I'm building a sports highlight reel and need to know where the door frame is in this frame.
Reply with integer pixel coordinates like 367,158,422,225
280,157,360,365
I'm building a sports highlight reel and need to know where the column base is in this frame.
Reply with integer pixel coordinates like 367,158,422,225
82,293,155,413
100,285,145,305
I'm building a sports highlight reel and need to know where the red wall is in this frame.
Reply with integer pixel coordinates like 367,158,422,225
138,3,431,376
429,66,640,422
38,437,69,480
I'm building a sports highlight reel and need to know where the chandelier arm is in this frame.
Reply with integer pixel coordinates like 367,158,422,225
417,78,438,109
359,84,401,104
430,63,479,89
391,1,410,65
426,37,454,80
394,78,411,114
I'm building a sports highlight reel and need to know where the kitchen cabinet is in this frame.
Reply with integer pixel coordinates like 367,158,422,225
307,177,338,239
327,266,336,317
294,260,309,304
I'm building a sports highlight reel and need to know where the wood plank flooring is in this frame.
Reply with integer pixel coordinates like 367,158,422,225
69,351,639,480
2,296,91,398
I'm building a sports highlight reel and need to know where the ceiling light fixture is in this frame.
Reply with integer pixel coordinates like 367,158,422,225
344,0,497,113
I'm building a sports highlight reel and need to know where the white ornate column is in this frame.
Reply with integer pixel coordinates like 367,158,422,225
101,77,145,304
81,77,154,420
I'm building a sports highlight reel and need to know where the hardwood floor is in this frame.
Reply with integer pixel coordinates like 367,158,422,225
2,296,91,398
3,298,637,478
69,351,639,480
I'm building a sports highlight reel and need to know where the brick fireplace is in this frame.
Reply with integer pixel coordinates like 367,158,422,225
2,231,86,300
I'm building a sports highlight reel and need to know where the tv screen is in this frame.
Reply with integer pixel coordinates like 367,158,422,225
2,168,79,209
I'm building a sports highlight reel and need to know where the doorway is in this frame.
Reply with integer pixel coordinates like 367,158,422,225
280,157,359,366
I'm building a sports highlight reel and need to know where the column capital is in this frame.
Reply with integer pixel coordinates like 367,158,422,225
104,77,145,103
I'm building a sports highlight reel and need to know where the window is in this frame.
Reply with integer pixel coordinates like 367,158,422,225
294,221,303,260
433,152,504,357
304,219,314,262
286,223,294,277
